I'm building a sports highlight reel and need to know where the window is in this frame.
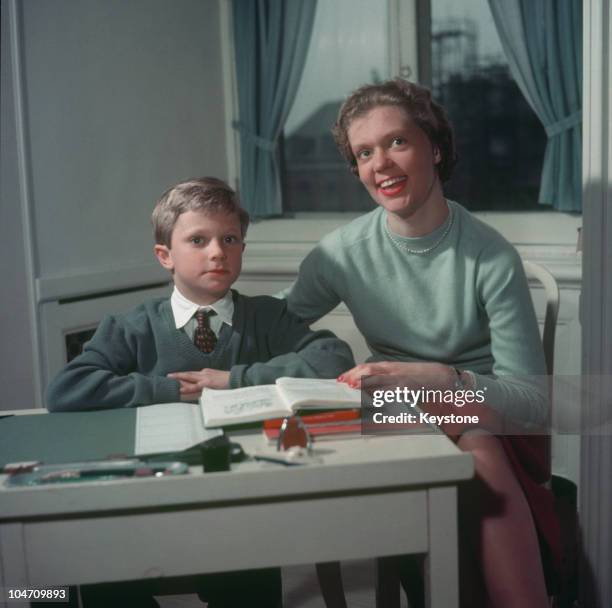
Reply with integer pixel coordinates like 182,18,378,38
281,0,549,214
429,0,548,211
282,0,391,213
223,0,580,256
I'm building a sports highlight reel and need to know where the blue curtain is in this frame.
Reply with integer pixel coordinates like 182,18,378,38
232,0,317,218
488,0,582,212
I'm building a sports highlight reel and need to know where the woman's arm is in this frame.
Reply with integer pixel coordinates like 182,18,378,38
286,238,343,323
229,300,355,387
472,245,549,427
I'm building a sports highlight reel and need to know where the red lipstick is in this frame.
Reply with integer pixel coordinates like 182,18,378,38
378,176,407,197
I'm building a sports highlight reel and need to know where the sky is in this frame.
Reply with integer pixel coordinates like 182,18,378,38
284,0,389,135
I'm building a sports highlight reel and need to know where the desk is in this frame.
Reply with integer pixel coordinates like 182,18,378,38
0,427,473,608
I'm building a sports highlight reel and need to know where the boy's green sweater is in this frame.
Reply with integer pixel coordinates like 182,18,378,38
46,291,355,411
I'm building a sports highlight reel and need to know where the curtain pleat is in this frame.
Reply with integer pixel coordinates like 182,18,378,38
232,0,317,217
488,0,582,212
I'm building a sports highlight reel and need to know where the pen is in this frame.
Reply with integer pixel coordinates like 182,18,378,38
253,455,301,466
253,454,305,466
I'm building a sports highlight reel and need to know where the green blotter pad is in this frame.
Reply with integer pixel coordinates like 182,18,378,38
0,409,136,468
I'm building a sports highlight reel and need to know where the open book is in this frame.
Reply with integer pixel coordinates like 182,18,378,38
200,377,362,428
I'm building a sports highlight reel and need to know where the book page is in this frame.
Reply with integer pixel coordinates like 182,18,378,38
276,377,361,409
134,403,221,456
200,385,293,427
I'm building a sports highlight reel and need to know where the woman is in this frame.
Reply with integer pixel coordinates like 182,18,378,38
287,79,560,607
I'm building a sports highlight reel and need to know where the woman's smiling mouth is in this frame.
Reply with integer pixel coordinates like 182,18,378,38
377,176,407,196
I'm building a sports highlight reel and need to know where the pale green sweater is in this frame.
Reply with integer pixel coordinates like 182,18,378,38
287,201,548,426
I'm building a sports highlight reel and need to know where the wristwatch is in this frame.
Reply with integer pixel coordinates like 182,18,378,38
453,368,466,391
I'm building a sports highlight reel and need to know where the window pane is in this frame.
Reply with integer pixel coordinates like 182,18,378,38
431,0,548,211
283,0,391,213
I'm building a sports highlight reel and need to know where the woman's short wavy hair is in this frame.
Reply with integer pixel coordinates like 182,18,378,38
332,79,457,182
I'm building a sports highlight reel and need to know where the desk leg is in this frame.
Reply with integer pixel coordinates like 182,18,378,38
425,487,459,608
375,556,400,608
315,561,348,608
0,523,29,608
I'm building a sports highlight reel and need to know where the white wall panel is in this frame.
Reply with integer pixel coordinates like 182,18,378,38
21,0,228,278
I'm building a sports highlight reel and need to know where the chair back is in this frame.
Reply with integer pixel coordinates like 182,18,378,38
523,260,560,376
522,264,578,605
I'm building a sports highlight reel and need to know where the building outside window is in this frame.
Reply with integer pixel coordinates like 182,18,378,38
430,0,548,211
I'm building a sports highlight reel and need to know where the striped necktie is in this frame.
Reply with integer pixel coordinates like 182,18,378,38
194,310,217,353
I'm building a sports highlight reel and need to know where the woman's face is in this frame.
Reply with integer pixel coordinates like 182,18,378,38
347,105,441,222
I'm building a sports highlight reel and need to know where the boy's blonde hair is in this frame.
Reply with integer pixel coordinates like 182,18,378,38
152,177,250,247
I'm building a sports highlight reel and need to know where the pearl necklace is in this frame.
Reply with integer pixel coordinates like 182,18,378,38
384,204,454,255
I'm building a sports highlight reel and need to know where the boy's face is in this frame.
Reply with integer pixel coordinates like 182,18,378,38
154,210,244,305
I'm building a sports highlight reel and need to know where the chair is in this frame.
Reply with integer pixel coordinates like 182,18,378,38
316,261,577,607
523,259,559,376
523,261,578,607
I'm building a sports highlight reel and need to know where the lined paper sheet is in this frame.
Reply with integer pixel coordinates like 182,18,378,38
134,403,222,456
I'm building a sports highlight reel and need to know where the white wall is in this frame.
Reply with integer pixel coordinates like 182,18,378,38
23,0,229,278
1,0,229,407
1,4,38,408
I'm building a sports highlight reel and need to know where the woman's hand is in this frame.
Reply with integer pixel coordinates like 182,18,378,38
168,368,231,401
338,361,457,390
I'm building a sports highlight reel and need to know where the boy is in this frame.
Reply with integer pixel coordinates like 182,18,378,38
46,177,354,410
46,177,355,608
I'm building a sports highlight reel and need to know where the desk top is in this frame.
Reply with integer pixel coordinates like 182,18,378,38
0,428,473,521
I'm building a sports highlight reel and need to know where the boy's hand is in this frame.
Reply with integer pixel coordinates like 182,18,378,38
168,368,231,400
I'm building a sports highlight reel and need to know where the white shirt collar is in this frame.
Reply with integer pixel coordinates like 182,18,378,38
170,287,234,329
